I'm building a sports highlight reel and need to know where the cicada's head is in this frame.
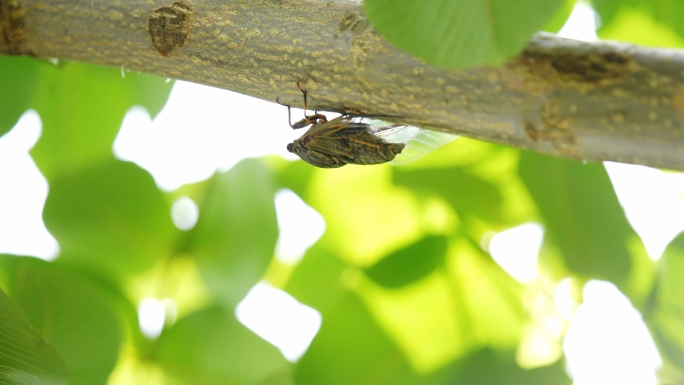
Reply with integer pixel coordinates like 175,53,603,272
286,140,306,158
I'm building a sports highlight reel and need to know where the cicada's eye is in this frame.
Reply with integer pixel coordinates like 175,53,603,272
286,143,294,153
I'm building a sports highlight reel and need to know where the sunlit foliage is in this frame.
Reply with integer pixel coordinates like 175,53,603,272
2,1,684,382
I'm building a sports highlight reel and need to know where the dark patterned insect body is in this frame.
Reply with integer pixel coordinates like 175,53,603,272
286,115,405,168
278,83,406,168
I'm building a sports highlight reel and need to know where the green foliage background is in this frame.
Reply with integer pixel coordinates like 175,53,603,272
364,0,684,69
1,1,684,384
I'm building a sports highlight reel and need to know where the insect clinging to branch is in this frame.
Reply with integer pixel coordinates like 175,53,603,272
277,83,406,168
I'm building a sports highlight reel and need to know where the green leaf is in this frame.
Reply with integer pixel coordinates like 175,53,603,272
447,240,527,348
297,235,524,377
365,235,448,288
294,294,421,385
360,239,527,371
0,56,42,138
591,0,630,30
25,61,172,179
364,0,565,68
394,167,503,222
285,245,350,315
436,348,570,385
593,0,684,48
643,1,684,40
43,160,176,278
518,152,635,283
276,161,316,199
649,233,684,373
0,256,120,385
0,284,69,385
258,370,298,385
307,166,422,266
156,306,289,384
594,2,684,48
187,159,278,307
359,270,468,372
542,0,577,33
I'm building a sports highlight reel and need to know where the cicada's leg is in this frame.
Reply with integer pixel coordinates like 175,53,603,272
278,82,330,129
276,97,328,129
276,98,298,129
296,82,309,118
296,82,331,124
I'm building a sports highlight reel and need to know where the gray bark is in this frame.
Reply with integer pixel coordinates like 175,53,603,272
2,0,684,170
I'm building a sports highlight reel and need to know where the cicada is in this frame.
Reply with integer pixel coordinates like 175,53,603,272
278,83,455,168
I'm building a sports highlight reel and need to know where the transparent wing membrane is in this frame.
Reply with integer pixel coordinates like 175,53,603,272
368,119,457,165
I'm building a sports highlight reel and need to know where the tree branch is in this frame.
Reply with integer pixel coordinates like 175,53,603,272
2,0,684,170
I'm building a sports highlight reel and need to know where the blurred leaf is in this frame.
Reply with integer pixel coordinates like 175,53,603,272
187,159,278,307
156,306,289,384
436,348,570,385
308,166,422,266
295,294,422,385
276,161,315,199
43,160,176,278
359,271,470,372
448,242,527,349
21,60,172,179
364,0,565,68
649,233,684,373
594,0,684,48
394,167,503,222
258,370,298,385
365,235,448,288
642,1,684,39
518,153,634,283
0,255,120,385
285,245,350,315
621,235,656,307
591,0,633,30
0,283,69,385
409,138,537,227
597,6,684,48
0,56,42,137
542,0,577,33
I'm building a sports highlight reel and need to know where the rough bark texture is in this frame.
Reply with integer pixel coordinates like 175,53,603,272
2,0,684,170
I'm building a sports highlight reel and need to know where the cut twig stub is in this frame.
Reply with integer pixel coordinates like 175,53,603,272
148,2,193,56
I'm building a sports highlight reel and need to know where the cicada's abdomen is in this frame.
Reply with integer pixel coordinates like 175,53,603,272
346,133,405,165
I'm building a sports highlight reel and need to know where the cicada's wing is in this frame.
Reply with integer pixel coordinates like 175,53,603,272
298,117,354,158
370,121,457,165
304,134,355,158
299,115,377,159
300,115,354,137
